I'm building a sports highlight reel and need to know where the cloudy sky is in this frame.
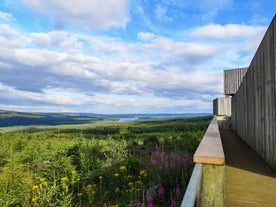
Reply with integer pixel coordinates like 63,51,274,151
0,0,275,114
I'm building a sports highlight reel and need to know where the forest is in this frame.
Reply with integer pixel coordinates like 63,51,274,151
0,116,211,207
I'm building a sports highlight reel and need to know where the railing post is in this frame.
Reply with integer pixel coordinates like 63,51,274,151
181,116,225,207
197,163,224,207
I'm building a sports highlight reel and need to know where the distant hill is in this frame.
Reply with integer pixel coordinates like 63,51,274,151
0,109,211,127
0,110,111,127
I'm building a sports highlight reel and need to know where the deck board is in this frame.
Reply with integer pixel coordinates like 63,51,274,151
220,128,276,207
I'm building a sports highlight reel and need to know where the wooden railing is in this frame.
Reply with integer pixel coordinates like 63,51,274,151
181,116,225,207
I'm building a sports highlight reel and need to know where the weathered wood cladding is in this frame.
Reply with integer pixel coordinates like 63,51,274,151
224,68,248,95
213,98,231,116
231,15,276,170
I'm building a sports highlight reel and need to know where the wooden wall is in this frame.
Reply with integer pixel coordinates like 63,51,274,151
224,68,248,95
213,98,231,116
231,15,276,170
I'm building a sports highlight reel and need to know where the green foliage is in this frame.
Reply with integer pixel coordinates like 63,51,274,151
0,116,211,206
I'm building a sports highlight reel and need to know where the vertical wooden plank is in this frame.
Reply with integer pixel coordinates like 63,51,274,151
230,15,276,170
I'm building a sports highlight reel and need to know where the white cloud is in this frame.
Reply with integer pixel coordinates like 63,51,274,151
31,31,83,50
0,21,259,113
190,24,266,39
155,5,173,23
137,32,156,41
0,11,14,21
190,24,266,53
20,0,129,30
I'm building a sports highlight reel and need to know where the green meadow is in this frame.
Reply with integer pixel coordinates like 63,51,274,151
0,117,211,207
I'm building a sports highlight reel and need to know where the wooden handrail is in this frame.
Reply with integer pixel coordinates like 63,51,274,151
193,116,225,165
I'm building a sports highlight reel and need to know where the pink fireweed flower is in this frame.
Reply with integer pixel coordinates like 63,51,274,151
170,162,176,169
164,161,169,169
150,159,157,166
147,196,154,205
175,187,181,197
157,186,165,197
155,150,160,157
183,154,193,166
171,200,177,207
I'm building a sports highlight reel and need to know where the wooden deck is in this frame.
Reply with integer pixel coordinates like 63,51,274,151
220,128,276,207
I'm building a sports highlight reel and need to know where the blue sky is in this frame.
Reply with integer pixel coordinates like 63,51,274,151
0,0,275,114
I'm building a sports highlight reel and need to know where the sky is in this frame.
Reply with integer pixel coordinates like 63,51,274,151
0,0,275,114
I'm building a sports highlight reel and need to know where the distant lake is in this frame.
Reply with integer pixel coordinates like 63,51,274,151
118,117,139,122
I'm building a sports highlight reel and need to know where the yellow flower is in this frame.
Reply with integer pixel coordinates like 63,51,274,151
115,187,120,193
32,197,38,202
42,181,47,186
77,178,80,181
32,185,39,191
39,177,46,182
114,173,119,177
86,184,92,190
128,182,134,186
77,193,83,197
135,180,143,185
119,165,126,171
99,176,103,180
61,177,69,182
139,170,147,176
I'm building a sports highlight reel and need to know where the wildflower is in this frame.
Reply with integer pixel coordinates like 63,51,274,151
170,162,176,169
61,177,69,182
42,181,47,186
32,185,39,191
175,187,181,197
135,180,142,185
139,169,146,175
171,200,177,207
39,177,46,182
114,173,120,177
157,185,165,197
119,165,127,171
77,193,83,197
128,182,134,186
150,159,157,166
86,184,92,190
77,178,80,181
115,187,120,193
99,176,103,180
32,197,38,202
147,196,154,205
164,161,169,169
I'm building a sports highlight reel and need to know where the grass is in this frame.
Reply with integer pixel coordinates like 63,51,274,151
0,116,211,206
